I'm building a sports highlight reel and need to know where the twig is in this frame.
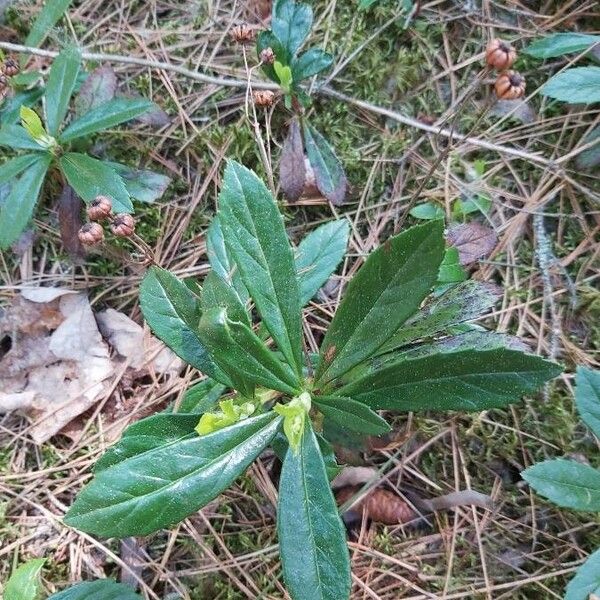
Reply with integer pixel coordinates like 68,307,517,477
0,40,562,170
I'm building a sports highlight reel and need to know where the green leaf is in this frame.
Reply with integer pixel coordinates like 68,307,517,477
24,0,71,52
4,558,45,600
0,154,51,250
198,307,300,396
316,433,342,480
218,161,302,373
454,194,492,216
59,152,133,213
201,271,250,327
295,220,349,305
44,46,81,136
525,33,600,59
409,202,444,220
60,98,154,142
576,366,600,438
315,220,445,386
274,61,293,92
20,106,51,146
65,412,281,537
48,580,142,599
542,67,600,104
314,396,390,436
522,459,600,512
0,88,45,125
139,266,230,385
338,348,562,411
206,215,249,306
105,161,171,203
95,413,200,472
0,154,40,185
291,48,333,82
176,378,226,414
378,280,501,354
278,419,351,600
303,123,347,206
0,124,50,150
438,247,467,284
272,0,313,60
565,547,600,600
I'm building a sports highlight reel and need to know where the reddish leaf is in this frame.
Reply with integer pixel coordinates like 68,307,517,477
279,118,306,202
336,485,415,525
75,65,117,117
58,185,85,262
447,222,497,265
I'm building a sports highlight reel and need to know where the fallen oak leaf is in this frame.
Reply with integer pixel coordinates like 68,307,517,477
447,222,498,265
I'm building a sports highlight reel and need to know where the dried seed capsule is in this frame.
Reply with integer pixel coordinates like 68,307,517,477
78,222,105,245
485,39,517,71
259,47,276,65
494,70,526,100
87,195,113,221
111,213,135,237
230,24,255,44
2,58,19,77
253,90,275,107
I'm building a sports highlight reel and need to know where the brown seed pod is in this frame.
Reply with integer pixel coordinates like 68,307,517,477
87,195,113,221
336,486,415,525
78,222,105,245
110,213,135,237
253,90,275,107
485,39,517,71
230,24,255,44
2,57,19,77
494,70,526,100
259,47,276,65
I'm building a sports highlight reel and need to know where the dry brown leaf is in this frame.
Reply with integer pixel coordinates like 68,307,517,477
447,222,498,265
331,466,378,490
279,118,306,202
58,184,85,262
336,485,415,525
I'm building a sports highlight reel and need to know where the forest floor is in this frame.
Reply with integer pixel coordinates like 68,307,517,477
0,0,599,598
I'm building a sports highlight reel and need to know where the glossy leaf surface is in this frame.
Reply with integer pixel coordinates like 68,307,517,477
0,124,49,150
177,378,226,414
218,161,302,373
296,220,349,305
48,580,142,599
272,0,313,60
45,46,81,136
378,279,500,354
65,413,281,537
59,152,133,213
291,48,333,81
314,396,390,436
522,459,600,512
316,220,445,385
95,414,200,472
201,271,250,326
198,307,300,396
105,161,171,203
575,366,600,439
60,98,154,142
139,266,230,385
0,154,51,249
278,420,351,600
339,348,561,411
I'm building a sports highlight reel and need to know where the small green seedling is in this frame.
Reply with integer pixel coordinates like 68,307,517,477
256,0,347,205
522,366,600,600
64,160,560,600
0,46,169,250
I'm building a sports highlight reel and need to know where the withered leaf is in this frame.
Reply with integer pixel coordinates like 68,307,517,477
447,222,497,265
75,64,117,117
280,118,306,202
58,184,85,262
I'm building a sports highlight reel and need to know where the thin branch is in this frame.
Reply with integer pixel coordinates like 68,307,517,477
0,40,565,170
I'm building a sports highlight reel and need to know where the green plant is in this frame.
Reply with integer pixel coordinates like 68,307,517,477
0,46,168,249
2,557,141,599
524,33,600,104
62,160,560,600
256,0,347,205
522,366,600,600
